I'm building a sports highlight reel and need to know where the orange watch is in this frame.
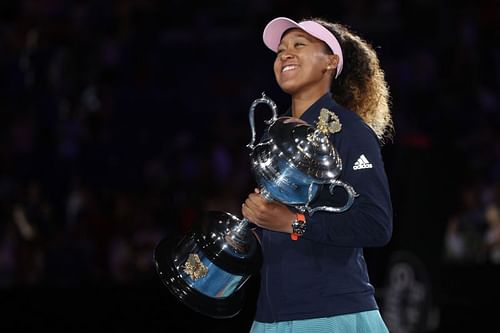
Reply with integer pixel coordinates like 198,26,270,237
291,213,306,241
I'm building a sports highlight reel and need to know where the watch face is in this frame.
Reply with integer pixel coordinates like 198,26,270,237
292,220,306,235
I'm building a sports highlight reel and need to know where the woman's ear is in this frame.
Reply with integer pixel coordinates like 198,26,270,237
328,54,339,70
325,54,339,75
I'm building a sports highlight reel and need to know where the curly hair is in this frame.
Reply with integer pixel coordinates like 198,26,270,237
306,18,394,145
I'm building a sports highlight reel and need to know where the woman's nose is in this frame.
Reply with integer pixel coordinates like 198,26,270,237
279,51,294,61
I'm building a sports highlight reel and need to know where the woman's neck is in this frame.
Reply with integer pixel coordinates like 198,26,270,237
291,90,329,118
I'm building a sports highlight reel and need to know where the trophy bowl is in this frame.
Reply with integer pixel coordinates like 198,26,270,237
247,96,357,214
250,116,342,206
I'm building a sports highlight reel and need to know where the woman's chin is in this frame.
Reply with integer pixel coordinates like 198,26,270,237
278,83,299,95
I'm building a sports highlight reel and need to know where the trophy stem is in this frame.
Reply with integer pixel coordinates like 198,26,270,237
233,217,249,233
225,218,251,253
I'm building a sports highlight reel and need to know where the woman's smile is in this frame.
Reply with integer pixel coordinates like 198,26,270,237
282,64,299,73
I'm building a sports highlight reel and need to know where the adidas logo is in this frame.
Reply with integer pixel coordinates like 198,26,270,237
353,154,373,170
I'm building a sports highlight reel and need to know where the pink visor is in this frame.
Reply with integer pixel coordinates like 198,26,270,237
263,17,344,78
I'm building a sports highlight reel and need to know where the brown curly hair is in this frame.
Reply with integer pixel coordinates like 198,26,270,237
305,18,394,145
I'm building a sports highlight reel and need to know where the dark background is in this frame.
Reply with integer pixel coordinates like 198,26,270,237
0,0,499,332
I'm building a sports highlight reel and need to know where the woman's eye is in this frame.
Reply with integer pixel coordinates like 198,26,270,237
295,42,305,47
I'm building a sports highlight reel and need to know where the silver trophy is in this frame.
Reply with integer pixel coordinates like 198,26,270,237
153,93,358,318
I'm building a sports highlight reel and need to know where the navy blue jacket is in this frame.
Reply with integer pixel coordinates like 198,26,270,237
254,92,393,323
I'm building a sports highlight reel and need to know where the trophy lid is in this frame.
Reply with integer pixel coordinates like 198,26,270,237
268,117,342,182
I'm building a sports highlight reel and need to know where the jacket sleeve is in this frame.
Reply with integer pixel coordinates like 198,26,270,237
303,121,393,247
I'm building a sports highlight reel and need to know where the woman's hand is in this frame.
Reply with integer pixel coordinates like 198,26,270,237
242,188,296,233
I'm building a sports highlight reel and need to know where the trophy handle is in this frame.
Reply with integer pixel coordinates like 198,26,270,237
306,180,359,215
246,92,278,150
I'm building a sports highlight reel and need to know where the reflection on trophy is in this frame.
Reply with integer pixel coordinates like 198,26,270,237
153,93,358,318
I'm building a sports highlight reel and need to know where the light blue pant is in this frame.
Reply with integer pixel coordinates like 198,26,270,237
250,310,389,333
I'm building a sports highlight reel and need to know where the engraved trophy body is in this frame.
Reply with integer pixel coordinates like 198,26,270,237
153,93,358,319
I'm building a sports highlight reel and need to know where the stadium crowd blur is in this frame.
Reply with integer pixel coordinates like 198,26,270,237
0,0,499,329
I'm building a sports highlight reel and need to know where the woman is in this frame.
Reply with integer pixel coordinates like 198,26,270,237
242,17,394,332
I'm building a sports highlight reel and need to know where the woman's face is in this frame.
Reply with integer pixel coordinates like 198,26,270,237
273,28,335,96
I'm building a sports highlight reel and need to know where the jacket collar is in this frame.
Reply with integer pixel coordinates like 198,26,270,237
282,92,340,125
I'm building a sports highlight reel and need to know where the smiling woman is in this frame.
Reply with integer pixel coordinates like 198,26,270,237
241,16,394,333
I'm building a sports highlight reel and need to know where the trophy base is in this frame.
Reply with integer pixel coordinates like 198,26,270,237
154,237,246,319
